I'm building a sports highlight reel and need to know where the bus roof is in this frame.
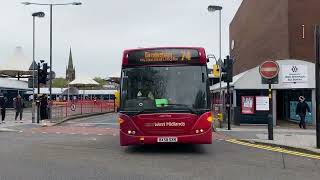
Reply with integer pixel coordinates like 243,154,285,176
123,47,205,53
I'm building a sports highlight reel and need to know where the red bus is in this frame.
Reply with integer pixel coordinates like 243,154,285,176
119,47,212,146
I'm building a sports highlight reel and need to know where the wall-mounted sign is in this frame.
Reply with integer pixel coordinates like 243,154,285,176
256,96,269,111
282,65,308,83
241,96,255,114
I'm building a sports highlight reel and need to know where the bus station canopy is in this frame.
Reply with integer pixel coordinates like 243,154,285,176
69,78,99,88
210,59,315,92
0,46,33,78
0,78,29,90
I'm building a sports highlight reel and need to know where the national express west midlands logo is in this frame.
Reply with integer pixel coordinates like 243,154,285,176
144,122,186,127
291,65,298,73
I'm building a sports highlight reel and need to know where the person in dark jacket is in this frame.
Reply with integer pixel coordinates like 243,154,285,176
40,95,48,120
14,95,24,123
296,96,311,129
0,93,7,124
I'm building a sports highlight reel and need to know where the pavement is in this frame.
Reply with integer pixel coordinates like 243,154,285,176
0,108,112,131
0,113,319,180
217,124,320,154
0,108,41,131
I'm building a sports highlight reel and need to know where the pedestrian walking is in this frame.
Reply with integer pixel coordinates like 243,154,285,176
14,95,24,123
296,96,311,129
0,93,7,124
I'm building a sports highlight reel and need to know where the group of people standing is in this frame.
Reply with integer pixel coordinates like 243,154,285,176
0,94,25,124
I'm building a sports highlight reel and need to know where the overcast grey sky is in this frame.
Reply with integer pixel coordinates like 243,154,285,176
0,0,242,78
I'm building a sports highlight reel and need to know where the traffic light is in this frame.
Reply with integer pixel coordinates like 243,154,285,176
38,63,48,84
221,56,233,83
213,64,220,78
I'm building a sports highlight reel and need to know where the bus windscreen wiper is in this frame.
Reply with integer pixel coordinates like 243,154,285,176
132,108,158,115
165,104,197,114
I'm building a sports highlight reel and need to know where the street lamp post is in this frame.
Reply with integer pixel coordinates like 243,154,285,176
22,1,82,118
31,11,45,123
208,5,223,117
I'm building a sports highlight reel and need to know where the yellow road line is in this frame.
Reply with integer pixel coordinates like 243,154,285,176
226,139,320,160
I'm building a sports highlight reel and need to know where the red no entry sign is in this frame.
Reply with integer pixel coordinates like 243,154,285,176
259,61,279,79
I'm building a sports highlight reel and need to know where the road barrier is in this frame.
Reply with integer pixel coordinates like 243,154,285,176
50,100,115,123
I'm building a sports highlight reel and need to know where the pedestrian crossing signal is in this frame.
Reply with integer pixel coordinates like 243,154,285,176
213,64,220,78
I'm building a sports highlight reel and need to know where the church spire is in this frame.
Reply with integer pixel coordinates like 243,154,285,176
66,47,76,81
68,47,74,69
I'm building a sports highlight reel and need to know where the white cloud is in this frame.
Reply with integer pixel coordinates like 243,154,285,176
0,0,242,78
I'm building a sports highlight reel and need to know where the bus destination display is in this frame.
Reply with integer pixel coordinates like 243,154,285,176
127,49,200,64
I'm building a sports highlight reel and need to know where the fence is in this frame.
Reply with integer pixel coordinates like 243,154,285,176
50,100,115,123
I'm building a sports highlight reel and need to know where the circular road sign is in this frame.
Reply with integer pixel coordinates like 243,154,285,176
259,61,279,79
70,104,76,111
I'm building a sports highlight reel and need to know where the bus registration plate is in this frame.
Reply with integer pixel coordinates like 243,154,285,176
157,137,178,143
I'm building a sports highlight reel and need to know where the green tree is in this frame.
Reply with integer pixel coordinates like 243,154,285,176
93,77,107,87
52,78,68,88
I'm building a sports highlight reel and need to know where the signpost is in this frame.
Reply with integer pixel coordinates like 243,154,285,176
259,60,279,140
315,25,320,149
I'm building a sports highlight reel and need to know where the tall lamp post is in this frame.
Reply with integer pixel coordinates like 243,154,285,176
31,11,45,123
208,5,223,115
22,1,82,118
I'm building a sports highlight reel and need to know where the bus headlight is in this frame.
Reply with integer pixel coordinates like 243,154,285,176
127,130,136,135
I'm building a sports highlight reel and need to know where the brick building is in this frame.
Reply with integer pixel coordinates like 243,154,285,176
211,0,320,125
230,0,320,75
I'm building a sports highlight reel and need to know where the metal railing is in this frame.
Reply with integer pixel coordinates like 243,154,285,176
50,100,115,123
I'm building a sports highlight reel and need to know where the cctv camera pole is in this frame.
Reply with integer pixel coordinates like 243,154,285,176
315,25,320,149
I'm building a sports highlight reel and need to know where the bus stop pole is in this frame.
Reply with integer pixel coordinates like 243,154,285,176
315,25,320,149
